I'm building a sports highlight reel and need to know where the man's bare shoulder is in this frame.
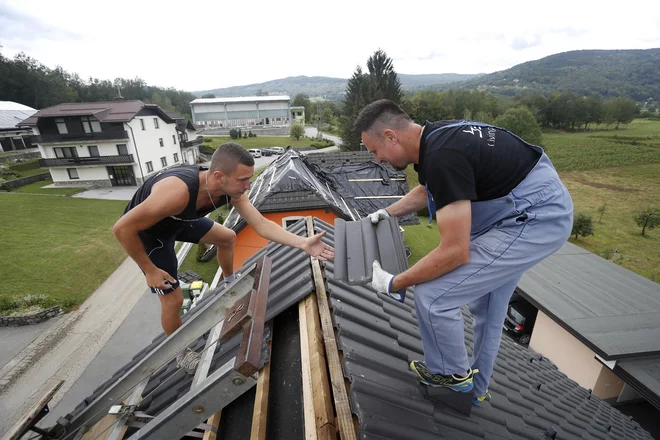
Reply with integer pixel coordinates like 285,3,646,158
148,176,189,212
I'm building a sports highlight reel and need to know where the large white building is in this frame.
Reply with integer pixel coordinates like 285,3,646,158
21,101,200,187
189,96,291,128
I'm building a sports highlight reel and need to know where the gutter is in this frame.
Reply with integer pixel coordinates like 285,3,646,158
126,122,145,183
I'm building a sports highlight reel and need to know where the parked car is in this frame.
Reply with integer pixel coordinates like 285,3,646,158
261,148,274,156
502,295,537,345
270,147,285,155
248,149,262,158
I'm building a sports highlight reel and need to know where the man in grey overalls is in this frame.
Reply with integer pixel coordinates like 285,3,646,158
355,100,573,405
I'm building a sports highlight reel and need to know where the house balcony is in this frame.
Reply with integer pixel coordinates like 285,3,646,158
39,154,135,168
182,138,203,148
33,130,129,144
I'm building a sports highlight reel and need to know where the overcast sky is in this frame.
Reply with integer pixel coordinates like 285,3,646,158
1,0,659,92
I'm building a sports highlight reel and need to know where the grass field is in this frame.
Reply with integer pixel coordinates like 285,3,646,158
402,119,660,282
12,179,87,195
202,136,332,150
0,194,127,312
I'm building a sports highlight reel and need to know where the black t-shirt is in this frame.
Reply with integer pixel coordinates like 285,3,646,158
415,121,541,211
124,165,229,236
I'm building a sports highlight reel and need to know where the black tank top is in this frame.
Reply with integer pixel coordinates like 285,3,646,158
123,166,229,236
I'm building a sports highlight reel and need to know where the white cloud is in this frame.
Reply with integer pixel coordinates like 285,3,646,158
1,0,659,91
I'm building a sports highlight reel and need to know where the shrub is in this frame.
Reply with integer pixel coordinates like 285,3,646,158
571,213,594,240
196,243,209,262
199,145,215,155
229,129,239,139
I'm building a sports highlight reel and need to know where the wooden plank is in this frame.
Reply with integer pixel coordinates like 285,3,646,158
4,380,63,440
306,216,357,440
299,300,317,440
81,414,118,440
249,335,273,440
305,294,336,439
220,293,252,342
236,256,272,376
202,411,222,440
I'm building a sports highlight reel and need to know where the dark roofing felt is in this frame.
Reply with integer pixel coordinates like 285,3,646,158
53,219,653,440
222,150,417,234
319,217,652,440
516,242,660,361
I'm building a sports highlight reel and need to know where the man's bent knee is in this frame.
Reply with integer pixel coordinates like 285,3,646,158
159,288,184,311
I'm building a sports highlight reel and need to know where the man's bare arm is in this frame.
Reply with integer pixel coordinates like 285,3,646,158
231,193,334,260
382,185,428,217
391,200,472,291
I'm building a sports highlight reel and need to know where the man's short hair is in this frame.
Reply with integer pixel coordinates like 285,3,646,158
210,142,254,174
352,99,412,136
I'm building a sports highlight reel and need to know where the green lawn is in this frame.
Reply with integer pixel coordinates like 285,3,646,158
12,179,87,196
202,136,330,150
541,119,660,171
0,194,128,312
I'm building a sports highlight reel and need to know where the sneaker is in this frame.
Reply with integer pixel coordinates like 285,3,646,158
473,391,491,406
409,360,477,392
176,348,201,375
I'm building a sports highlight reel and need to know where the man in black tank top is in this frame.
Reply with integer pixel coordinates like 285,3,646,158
353,100,573,403
113,143,334,343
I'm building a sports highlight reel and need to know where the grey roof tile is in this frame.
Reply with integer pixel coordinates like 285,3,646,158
315,218,654,440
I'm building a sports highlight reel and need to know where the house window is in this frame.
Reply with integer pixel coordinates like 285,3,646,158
88,146,99,157
54,147,77,158
282,216,304,228
172,134,177,145
81,116,101,133
67,168,79,179
160,156,167,167
159,138,164,147
117,144,128,155
55,118,68,134
173,153,179,162
153,118,159,129
140,119,145,130
146,161,153,172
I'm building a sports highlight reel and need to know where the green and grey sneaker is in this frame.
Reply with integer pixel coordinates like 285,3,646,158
409,360,477,392
473,391,491,406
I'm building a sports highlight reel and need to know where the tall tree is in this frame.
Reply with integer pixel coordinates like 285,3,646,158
340,50,402,150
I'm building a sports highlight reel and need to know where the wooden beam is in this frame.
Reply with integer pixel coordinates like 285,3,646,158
305,294,336,439
306,216,357,440
249,335,273,440
299,300,318,440
4,380,63,440
202,411,222,440
81,414,118,440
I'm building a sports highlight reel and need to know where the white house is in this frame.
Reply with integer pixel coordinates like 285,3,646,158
0,101,37,152
21,101,197,187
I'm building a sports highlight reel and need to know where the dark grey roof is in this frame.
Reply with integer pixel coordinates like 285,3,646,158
316,218,653,440
615,357,660,411
517,242,660,360
52,218,653,440
20,101,176,126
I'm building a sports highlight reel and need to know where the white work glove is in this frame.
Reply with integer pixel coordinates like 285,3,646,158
371,260,404,302
368,209,391,224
